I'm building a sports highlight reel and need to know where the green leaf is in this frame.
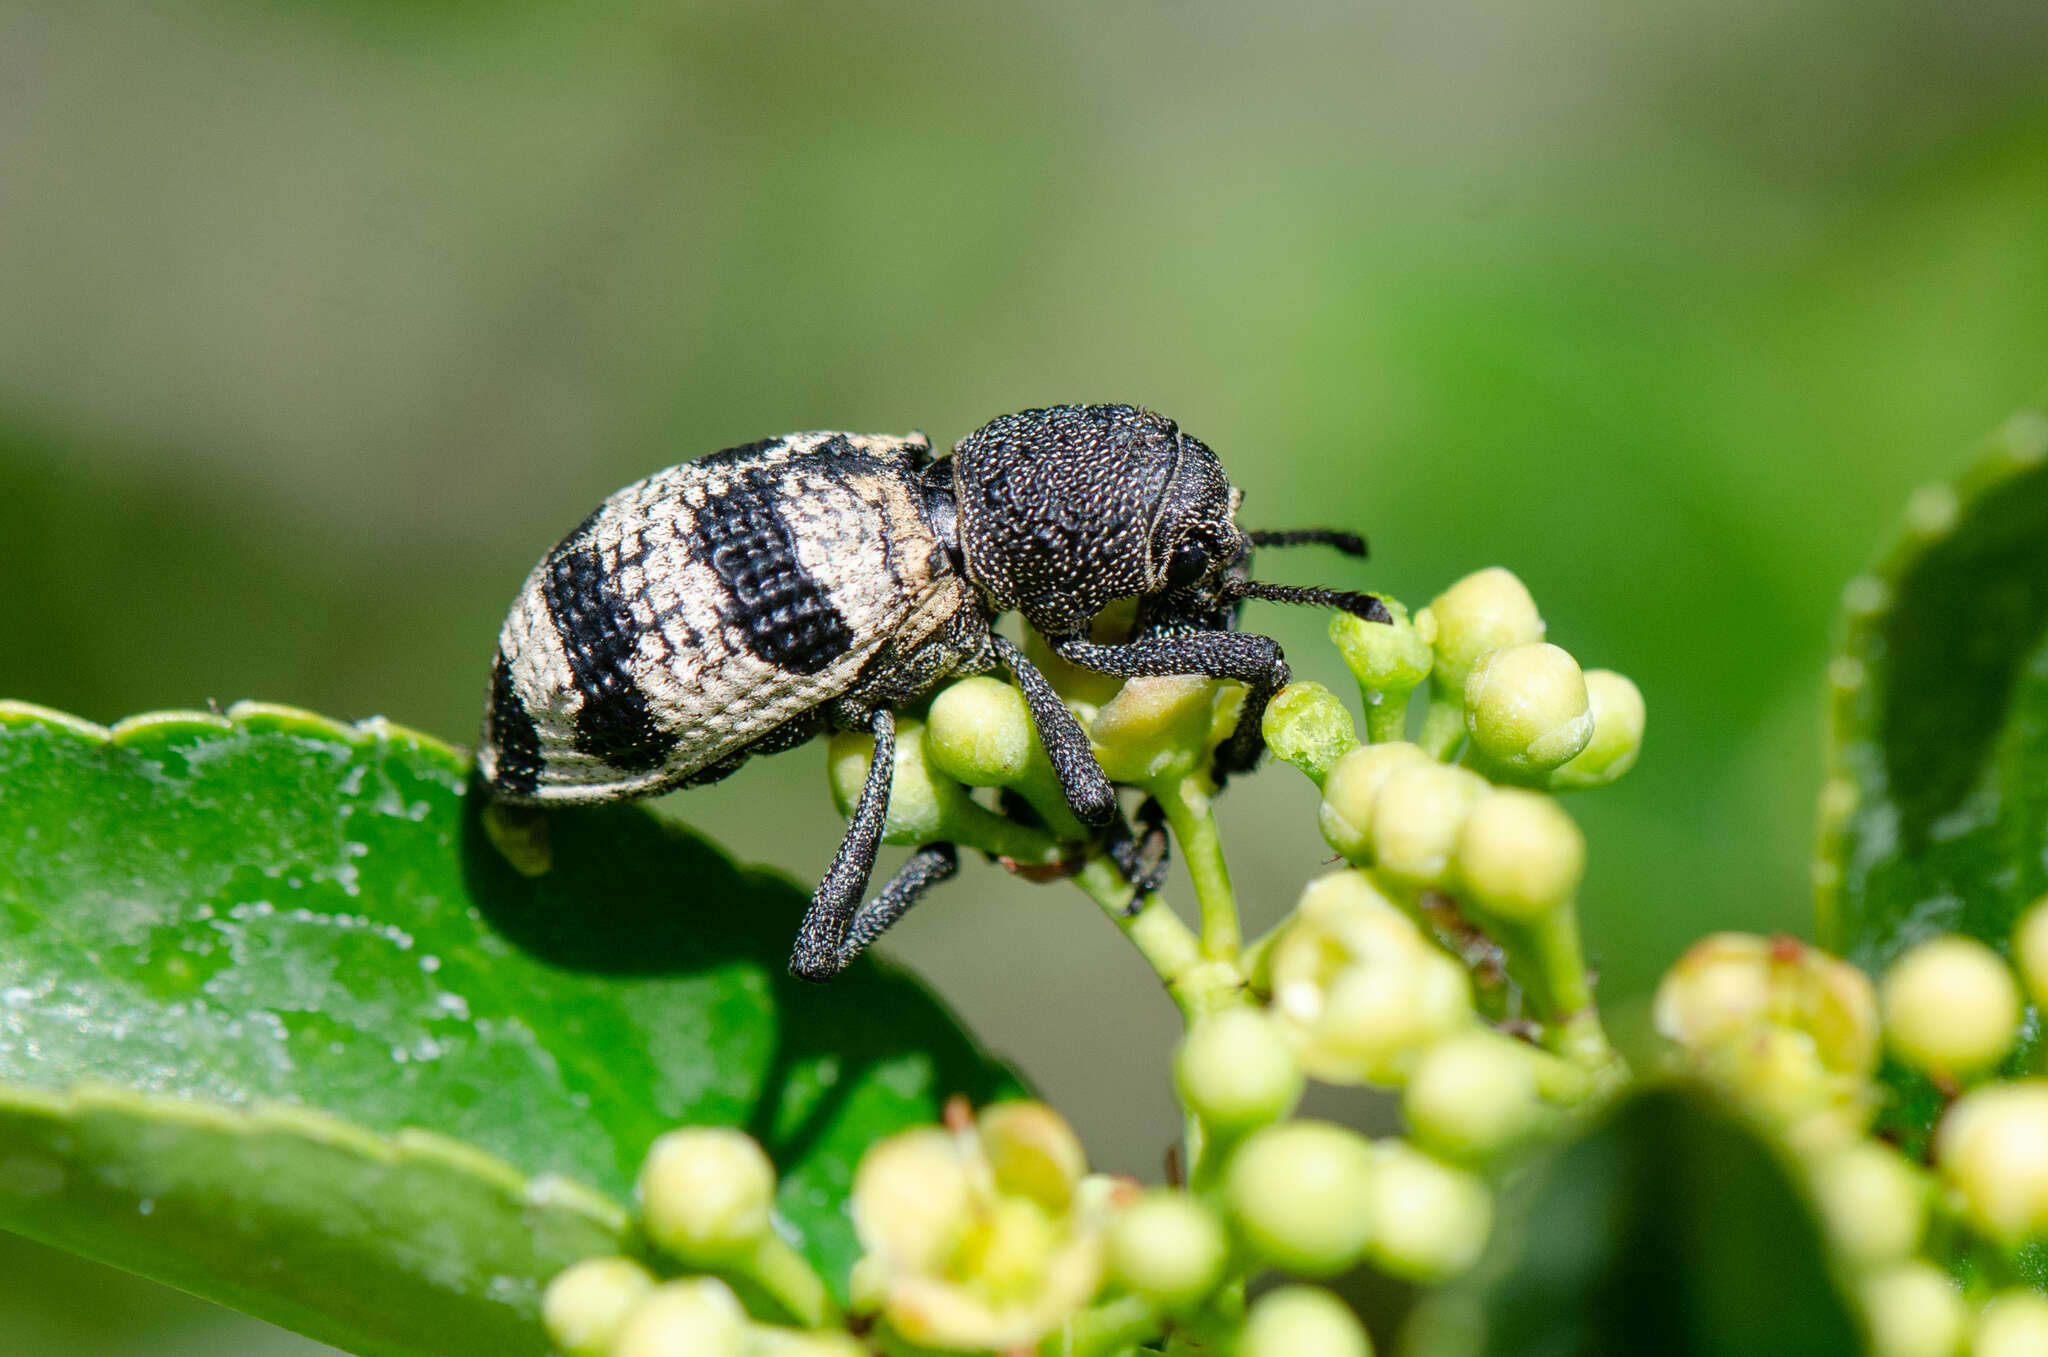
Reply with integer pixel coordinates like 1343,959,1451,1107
1404,1086,1862,1357
1815,402,2048,972
0,701,1019,1357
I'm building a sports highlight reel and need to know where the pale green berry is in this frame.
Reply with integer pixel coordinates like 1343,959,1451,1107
1426,567,1545,693
1318,741,1431,862
827,718,976,846
1935,1080,2048,1243
610,1278,748,1357
1805,1141,1927,1267
2011,896,2048,1006
1224,1121,1377,1276
1365,1142,1493,1282
1332,597,1433,693
1106,1191,1229,1310
1240,1285,1375,1357
1455,789,1585,921
1880,935,2021,1077
638,1127,777,1264
1547,669,1645,790
1369,760,1488,885
1860,1262,1967,1357
1315,951,1475,1086
1975,1290,2048,1357
540,1255,654,1357
926,676,1040,788
1403,1031,1542,1161
1174,1007,1305,1134
1262,681,1361,786
1463,643,1593,775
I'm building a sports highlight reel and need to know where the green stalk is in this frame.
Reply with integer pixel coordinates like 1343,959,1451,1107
1072,857,1203,986
1061,1293,1166,1357
1360,684,1415,744
739,1232,837,1328
1153,775,1239,959
1416,692,1466,760
1498,901,1614,1069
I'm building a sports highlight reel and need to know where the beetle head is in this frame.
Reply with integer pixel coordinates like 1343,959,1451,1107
948,404,1247,636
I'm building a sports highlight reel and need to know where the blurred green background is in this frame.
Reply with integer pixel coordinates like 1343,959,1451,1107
4,0,2047,1349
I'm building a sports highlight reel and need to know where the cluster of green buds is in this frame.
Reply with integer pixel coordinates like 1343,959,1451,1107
541,1126,855,1357
540,562,1656,1355
1653,903,2048,1357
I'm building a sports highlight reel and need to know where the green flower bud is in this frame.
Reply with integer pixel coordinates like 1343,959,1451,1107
1463,643,1593,776
638,1127,777,1264
827,717,979,846
541,1256,654,1357
1364,1142,1492,1282
1935,1080,2048,1243
1369,760,1488,886
1455,788,1585,921
1332,596,1433,738
1024,603,1137,706
1859,1262,1967,1357
1224,1121,1378,1276
1240,1285,1375,1357
1090,675,1227,785
1318,741,1431,862
1805,1141,1927,1267
1655,933,1881,1148
1270,871,1473,1085
926,676,1040,789
1976,1291,2048,1357
1402,1031,1542,1161
1106,1191,1229,1310
610,1278,749,1357
1547,669,1645,790
1880,935,2021,1078
1263,681,1361,786
1426,567,1544,694
1174,1007,1305,1134
2011,895,2048,1005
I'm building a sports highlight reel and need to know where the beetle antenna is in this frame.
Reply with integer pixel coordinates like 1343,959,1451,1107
1228,578,1392,623
1247,528,1368,558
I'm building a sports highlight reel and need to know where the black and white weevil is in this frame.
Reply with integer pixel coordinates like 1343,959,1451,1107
477,403,1387,981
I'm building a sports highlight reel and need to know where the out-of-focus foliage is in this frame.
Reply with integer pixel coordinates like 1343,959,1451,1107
4,0,2048,1349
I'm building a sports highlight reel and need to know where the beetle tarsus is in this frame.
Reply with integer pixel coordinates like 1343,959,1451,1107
791,709,897,981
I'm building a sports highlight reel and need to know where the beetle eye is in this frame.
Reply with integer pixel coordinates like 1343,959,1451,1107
1165,538,1211,591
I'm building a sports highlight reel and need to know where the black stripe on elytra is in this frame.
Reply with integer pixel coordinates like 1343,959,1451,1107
543,538,679,773
486,650,543,796
693,464,858,675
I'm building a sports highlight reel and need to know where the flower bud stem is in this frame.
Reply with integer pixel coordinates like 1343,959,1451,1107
1491,902,1614,1069
1418,696,1466,761
1072,857,1206,997
1064,1293,1167,1357
1153,776,1241,960
1363,689,1413,744
740,1231,838,1329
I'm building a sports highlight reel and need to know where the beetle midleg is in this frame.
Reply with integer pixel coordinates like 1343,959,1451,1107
1051,631,1290,777
790,708,897,982
990,634,1119,830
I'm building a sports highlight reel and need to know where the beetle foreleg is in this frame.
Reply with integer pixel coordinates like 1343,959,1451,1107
790,708,897,982
991,634,1119,830
1051,631,1290,777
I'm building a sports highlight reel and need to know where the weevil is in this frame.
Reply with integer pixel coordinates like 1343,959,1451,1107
478,403,1387,980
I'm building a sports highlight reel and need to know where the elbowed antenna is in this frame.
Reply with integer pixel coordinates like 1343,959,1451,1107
1246,528,1369,558
1225,578,1393,624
